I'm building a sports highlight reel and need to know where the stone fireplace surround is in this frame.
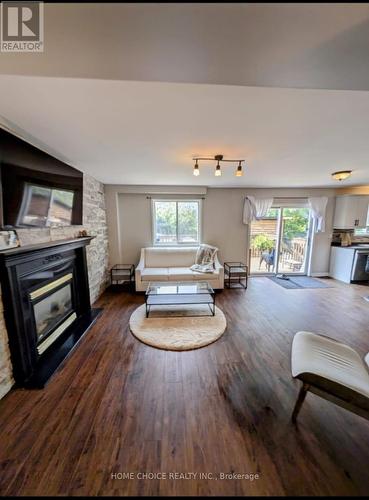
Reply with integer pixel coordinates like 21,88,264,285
0,174,109,398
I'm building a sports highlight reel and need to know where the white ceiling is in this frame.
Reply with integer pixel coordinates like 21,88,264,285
0,3,369,187
1,3,369,90
1,75,369,188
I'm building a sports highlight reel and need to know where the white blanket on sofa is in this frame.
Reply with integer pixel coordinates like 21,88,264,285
190,244,218,274
191,263,215,273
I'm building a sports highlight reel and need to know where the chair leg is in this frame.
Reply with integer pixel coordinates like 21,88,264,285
292,383,309,422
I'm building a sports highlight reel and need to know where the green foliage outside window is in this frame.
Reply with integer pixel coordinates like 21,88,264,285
282,208,309,240
251,234,275,251
155,201,199,243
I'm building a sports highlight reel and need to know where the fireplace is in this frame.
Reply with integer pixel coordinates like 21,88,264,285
0,237,102,388
31,273,75,353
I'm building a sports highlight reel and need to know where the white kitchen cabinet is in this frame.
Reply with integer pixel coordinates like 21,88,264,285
329,247,355,283
333,195,369,229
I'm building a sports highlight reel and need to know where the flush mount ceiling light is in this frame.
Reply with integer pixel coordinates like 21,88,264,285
331,170,352,181
193,154,245,177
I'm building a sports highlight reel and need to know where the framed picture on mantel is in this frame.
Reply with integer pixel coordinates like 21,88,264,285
0,230,20,250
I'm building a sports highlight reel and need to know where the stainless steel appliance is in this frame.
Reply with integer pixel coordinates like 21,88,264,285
351,248,369,282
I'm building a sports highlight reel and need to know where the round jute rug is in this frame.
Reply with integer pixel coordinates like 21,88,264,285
129,304,226,351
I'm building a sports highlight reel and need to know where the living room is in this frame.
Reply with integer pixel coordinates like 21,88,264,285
0,2,369,497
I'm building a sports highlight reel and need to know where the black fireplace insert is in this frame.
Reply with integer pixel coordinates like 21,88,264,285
0,237,102,388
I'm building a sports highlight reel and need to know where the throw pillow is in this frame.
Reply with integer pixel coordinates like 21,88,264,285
195,244,218,267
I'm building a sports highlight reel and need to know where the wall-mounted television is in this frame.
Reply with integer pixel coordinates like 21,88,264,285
0,128,83,228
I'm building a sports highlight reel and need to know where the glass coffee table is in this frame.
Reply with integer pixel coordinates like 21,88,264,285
145,281,215,318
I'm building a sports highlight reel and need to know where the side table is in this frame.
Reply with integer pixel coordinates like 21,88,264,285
224,262,248,289
110,264,135,288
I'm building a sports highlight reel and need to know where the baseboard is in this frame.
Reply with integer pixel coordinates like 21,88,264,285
310,272,330,278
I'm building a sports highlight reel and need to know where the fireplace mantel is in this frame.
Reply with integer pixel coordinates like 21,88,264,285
0,236,94,258
0,236,102,388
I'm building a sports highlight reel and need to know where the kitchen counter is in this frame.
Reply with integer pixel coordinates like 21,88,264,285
330,245,369,283
331,245,369,250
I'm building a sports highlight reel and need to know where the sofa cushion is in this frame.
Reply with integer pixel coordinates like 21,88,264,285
145,247,198,268
167,267,220,281
168,267,196,281
141,268,169,281
192,268,219,278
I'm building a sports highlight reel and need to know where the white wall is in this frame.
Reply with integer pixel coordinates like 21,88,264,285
119,194,153,265
105,185,336,275
202,189,248,263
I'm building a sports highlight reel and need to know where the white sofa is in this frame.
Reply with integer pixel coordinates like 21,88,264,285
135,247,224,292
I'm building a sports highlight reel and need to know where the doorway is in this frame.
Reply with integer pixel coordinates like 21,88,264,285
249,207,311,275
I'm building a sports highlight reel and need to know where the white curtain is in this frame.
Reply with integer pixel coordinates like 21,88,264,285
243,196,274,224
308,196,328,232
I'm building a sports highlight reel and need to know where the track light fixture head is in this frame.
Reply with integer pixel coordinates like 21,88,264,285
236,161,243,177
215,161,222,176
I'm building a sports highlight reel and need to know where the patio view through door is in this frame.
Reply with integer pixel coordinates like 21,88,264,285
249,206,311,275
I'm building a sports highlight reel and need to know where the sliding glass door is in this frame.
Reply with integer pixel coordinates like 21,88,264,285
277,208,311,274
249,208,279,274
249,207,311,275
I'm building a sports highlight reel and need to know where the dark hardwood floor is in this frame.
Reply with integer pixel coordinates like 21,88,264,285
1,277,369,496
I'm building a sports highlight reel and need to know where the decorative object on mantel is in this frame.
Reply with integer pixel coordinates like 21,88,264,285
0,230,20,250
193,154,245,177
331,170,352,181
78,229,89,238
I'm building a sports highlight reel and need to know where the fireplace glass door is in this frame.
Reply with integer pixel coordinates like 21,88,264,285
29,272,76,350
33,283,73,342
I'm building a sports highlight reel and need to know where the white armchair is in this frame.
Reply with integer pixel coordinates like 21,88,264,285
291,331,369,422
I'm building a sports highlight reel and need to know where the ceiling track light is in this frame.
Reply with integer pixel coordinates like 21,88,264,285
192,154,246,177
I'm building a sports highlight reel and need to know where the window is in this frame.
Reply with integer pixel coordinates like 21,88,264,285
354,227,369,237
152,200,201,245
